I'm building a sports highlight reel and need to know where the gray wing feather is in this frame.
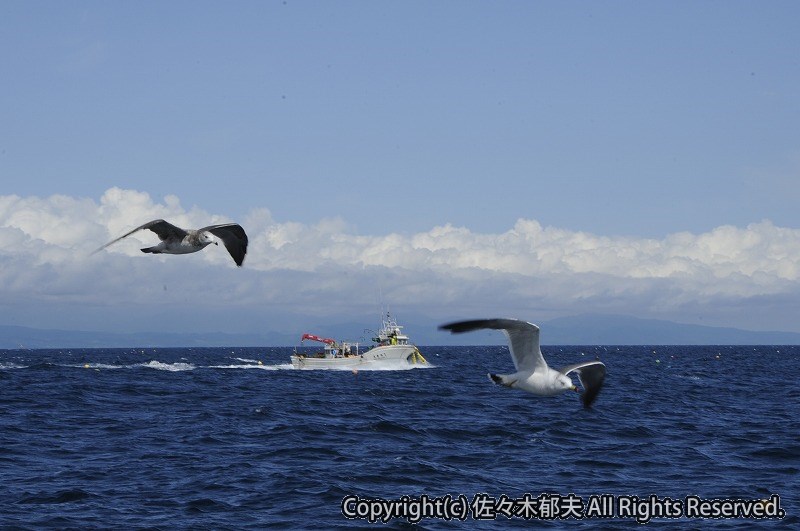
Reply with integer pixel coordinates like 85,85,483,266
439,318,547,373
92,219,186,254
560,360,606,408
145,220,187,241
200,223,249,266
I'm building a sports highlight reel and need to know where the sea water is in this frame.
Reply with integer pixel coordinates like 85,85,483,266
1,345,797,528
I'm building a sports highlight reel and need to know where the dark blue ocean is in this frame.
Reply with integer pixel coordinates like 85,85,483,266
1,345,797,529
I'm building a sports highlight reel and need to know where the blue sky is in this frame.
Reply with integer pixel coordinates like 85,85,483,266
1,2,799,339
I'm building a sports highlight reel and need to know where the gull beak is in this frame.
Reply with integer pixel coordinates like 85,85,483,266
571,385,579,393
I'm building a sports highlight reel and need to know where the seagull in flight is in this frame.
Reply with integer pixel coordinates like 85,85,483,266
439,318,606,407
93,219,249,266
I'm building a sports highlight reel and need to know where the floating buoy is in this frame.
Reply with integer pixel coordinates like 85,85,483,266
83,363,90,369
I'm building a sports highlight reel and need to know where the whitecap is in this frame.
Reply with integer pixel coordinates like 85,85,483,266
66,363,127,370
140,360,196,371
208,363,274,370
233,357,260,364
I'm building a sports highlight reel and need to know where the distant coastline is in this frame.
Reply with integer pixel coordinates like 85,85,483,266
2,314,800,348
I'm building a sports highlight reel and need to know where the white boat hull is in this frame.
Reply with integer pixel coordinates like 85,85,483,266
290,345,421,369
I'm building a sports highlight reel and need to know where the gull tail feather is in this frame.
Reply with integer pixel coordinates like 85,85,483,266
488,373,515,388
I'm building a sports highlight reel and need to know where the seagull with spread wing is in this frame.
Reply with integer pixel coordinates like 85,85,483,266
439,318,606,407
93,219,249,267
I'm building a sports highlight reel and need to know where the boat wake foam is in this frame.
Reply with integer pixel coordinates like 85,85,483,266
140,361,196,371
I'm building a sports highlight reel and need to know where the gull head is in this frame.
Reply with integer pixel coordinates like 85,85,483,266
555,373,577,392
198,232,217,247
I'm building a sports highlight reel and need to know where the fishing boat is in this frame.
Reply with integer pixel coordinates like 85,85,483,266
290,313,427,369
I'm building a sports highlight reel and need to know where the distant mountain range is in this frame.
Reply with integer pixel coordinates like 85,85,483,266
0,325,281,349
1,314,799,348
540,314,800,345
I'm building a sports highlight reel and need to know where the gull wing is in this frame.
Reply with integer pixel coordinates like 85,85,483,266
559,360,606,408
439,318,547,373
200,223,249,266
92,219,186,254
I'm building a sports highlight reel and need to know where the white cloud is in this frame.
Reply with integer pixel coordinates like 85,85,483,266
1,188,799,333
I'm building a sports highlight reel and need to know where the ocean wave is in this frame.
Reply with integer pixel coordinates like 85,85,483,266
67,363,127,370
233,357,260,364
139,360,196,371
17,488,95,505
2,345,798,528
208,363,284,370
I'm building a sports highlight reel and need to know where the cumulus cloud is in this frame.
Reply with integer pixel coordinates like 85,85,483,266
1,188,799,333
